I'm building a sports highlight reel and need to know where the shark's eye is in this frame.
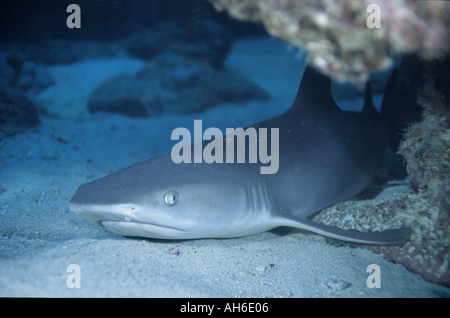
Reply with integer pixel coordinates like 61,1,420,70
164,190,179,206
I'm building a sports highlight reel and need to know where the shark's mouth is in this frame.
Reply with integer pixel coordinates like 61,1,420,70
101,221,185,239
70,202,188,239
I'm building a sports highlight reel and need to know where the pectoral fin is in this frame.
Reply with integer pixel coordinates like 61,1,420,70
282,215,411,244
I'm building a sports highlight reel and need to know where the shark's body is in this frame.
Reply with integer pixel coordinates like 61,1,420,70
70,67,411,244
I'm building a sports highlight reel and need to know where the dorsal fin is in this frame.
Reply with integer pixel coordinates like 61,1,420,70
361,80,379,117
291,66,340,112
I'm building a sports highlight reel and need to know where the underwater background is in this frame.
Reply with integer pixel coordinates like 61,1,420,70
0,0,449,297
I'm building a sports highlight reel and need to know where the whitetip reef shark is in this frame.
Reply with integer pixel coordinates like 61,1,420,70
69,66,411,244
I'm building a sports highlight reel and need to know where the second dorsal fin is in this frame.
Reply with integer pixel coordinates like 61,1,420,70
361,80,379,117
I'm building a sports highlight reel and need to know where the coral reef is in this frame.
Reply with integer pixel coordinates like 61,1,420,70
314,56,450,287
1,52,55,94
125,20,231,68
394,57,450,287
87,56,269,117
313,188,450,287
16,40,123,65
0,83,40,136
399,59,450,199
374,195,450,288
18,61,55,92
208,0,450,85
167,66,200,87
15,18,231,69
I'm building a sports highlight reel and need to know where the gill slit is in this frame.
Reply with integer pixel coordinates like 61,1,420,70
245,175,271,215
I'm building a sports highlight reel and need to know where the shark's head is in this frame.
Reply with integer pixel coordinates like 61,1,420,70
69,153,267,239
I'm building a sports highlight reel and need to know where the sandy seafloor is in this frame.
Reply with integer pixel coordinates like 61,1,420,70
1,37,449,297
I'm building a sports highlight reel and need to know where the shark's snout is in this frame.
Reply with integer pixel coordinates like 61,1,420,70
69,201,135,227
69,200,190,239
